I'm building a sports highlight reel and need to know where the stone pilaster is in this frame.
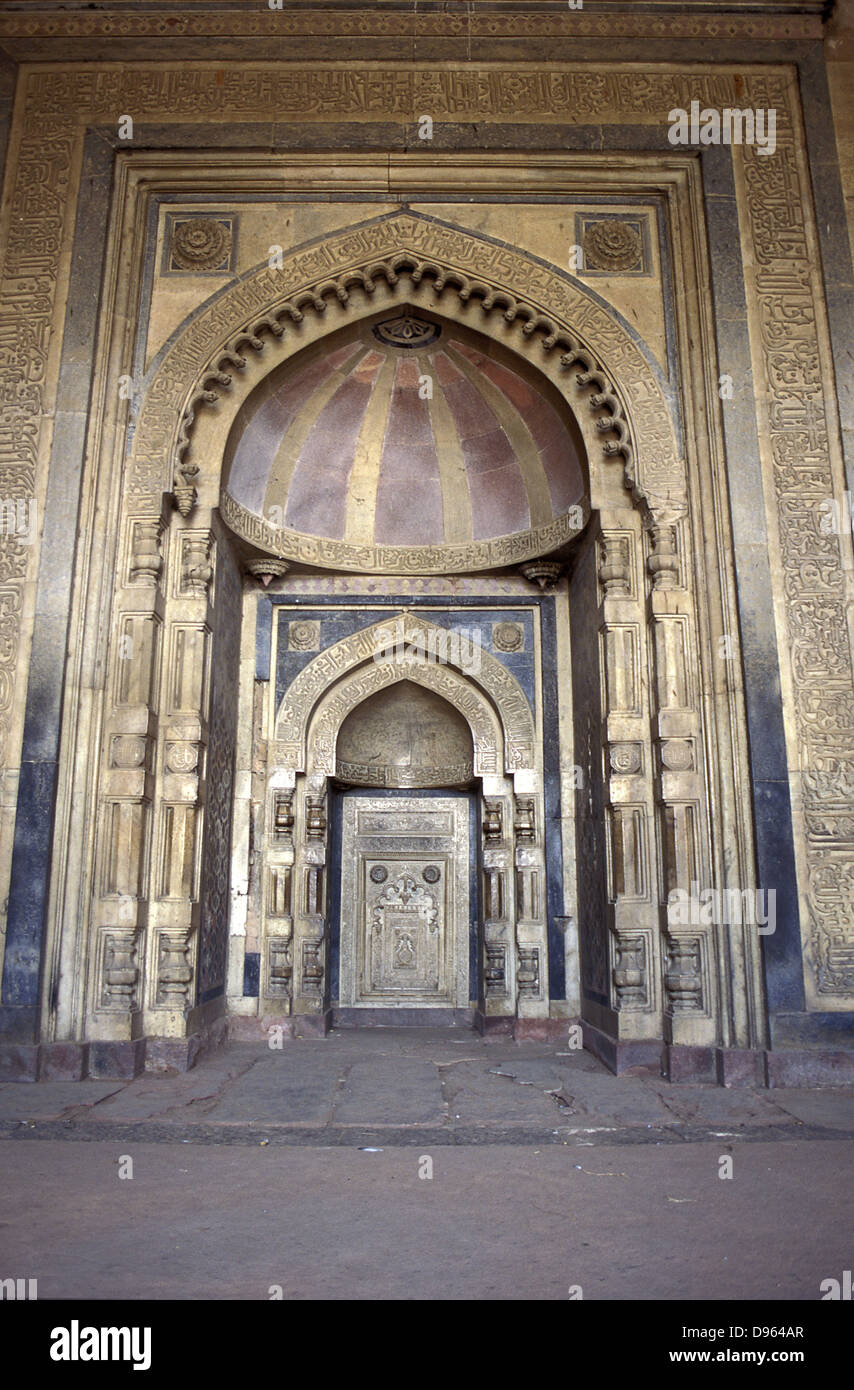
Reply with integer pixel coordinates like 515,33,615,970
142,522,214,1039
89,505,168,1042
598,509,661,1039
290,772,329,1026
480,790,516,1017
260,775,295,1009
644,511,716,1048
513,779,549,1018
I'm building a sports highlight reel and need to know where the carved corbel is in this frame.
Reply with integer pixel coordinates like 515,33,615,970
611,930,648,1009
156,932,193,1008
664,935,704,1014
513,795,536,844
598,534,631,597
272,789,295,843
482,798,503,844
172,459,199,518
301,940,324,996
268,934,293,998
519,559,563,591
485,943,508,998
305,793,327,841
517,946,540,998
246,558,290,587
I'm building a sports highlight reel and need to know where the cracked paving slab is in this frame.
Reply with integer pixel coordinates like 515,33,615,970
2,1034,853,1143
87,1050,260,1122
763,1088,854,1130
481,1057,676,1126
441,1060,568,1125
0,1081,125,1120
202,1052,344,1125
651,1084,794,1127
333,1058,446,1125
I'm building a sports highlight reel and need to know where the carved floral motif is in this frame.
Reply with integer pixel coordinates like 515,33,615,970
492,622,524,653
170,217,233,273
583,220,643,273
288,620,320,652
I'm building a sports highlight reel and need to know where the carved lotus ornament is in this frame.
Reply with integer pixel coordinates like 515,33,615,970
583,220,642,273
289,620,320,651
492,622,524,653
171,218,232,271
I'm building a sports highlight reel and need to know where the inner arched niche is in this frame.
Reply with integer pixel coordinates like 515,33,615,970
335,681,475,789
221,306,588,567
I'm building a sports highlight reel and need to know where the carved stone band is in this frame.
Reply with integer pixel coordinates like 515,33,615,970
220,489,587,576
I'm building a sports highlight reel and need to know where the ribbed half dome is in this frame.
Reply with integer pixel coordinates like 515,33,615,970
224,313,586,553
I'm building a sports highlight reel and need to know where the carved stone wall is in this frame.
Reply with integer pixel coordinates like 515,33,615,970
197,535,242,1006
0,53,849,1062
735,137,854,1006
571,529,612,1017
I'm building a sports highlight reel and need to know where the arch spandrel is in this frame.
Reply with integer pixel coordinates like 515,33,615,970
129,212,685,526
272,612,535,774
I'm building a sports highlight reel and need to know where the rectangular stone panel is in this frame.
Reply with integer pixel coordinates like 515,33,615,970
339,795,469,1009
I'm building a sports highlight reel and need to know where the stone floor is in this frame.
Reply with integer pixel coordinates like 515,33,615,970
2,1028,854,1147
3,1030,853,1301
4,1135,854,1301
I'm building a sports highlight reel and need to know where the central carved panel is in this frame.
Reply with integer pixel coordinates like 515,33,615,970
364,864,442,997
339,796,470,1008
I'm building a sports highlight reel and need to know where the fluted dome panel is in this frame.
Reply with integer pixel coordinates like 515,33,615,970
224,312,587,561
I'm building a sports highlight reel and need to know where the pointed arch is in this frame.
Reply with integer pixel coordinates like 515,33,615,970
305,660,502,779
130,211,685,526
271,612,536,773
